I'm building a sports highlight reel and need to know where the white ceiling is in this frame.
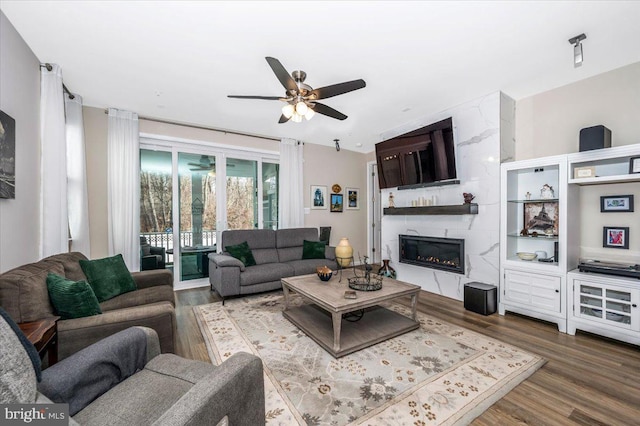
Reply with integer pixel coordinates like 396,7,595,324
2,1,639,153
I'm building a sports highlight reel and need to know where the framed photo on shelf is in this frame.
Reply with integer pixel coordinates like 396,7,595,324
523,202,558,235
330,193,343,212
603,226,629,249
600,195,634,212
310,185,327,209
630,156,640,174
346,187,359,210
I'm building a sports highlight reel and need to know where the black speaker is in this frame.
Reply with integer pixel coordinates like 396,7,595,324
464,282,497,315
579,125,611,152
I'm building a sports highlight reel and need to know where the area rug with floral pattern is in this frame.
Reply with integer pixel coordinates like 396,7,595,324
194,291,544,425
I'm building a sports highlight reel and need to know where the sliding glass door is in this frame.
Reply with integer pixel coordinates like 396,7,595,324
140,140,279,286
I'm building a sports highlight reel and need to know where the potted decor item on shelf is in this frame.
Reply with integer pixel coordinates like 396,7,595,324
378,259,397,279
540,184,555,199
463,192,475,204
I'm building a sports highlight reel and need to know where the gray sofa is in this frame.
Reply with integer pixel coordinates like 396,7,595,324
0,312,265,426
209,227,338,302
0,252,176,360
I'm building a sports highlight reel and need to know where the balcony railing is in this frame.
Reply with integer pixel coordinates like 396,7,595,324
142,231,217,264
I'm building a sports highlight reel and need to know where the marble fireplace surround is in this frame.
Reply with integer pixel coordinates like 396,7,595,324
380,91,515,301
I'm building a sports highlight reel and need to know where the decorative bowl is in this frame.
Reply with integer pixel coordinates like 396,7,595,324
516,252,537,261
316,266,333,282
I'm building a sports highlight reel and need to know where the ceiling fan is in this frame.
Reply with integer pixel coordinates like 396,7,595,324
188,155,215,171
228,57,366,123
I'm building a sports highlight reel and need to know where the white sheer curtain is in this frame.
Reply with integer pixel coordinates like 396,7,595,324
65,94,91,256
40,64,68,257
278,138,304,228
107,109,140,270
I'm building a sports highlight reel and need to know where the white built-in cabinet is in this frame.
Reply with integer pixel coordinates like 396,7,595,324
567,271,639,345
499,155,578,332
500,145,640,342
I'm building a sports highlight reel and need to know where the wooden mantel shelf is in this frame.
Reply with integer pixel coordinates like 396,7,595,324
383,203,478,216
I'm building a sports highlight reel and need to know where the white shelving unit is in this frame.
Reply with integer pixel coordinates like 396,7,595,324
499,155,579,332
568,144,640,185
567,270,639,345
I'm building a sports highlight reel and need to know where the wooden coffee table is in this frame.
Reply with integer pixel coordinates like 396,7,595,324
281,271,420,358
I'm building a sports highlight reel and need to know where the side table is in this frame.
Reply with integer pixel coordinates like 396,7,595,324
18,316,60,366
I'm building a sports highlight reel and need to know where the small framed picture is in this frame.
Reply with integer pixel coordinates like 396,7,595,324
630,156,640,174
574,166,596,179
310,185,327,210
330,193,343,212
345,187,359,210
603,226,629,249
600,195,634,212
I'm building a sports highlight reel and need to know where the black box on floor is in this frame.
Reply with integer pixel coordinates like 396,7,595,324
464,282,497,315
579,125,611,152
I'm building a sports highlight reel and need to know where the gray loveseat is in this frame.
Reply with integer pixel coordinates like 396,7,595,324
0,252,176,360
209,227,338,302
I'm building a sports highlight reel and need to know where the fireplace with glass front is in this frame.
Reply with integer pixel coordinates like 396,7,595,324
399,235,465,274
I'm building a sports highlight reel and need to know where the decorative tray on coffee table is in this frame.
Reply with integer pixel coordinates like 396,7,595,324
348,275,383,291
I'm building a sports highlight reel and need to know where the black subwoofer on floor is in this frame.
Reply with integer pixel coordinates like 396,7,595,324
464,282,497,315
579,125,611,152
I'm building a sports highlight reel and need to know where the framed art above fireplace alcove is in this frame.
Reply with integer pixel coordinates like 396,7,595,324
380,91,515,302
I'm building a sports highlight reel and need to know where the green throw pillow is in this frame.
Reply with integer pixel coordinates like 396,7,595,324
46,274,102,320
225,241,256,267
79,254,137,302
302,240,326,260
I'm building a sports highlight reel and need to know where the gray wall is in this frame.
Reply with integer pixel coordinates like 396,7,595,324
0,11,41,272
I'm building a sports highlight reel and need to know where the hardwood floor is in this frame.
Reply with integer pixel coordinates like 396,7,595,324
175,287,640,425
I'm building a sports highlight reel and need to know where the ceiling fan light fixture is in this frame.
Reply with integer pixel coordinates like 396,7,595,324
295,101,308,116
291,113,303,123
282,103,295,118
304,107,315,120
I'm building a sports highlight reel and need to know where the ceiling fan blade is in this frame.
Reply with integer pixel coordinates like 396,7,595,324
266,57,298,93
312,103,348,120
227,95,282,100
310,79,366,100
278,114,290,124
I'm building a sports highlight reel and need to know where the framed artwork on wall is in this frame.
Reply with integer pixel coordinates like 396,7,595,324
600,195,634,212
311,185,327,209
346,188,359,210
330,194,343,212
0,110,16,199
603,226,629,249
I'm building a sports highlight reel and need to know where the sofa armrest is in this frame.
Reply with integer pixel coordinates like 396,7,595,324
57,302,176,360
209,253,245,271
38,326,158,416
152,352,264,426
131,269,173,289
325,245,336,261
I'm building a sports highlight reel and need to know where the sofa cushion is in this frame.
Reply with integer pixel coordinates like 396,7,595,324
46,274,102,320
1,307,42,401
286,259,339,276
239,263,294,287
302,240,326,260
225,241,257,267
79,254,137,302
99,286,175,312
251,248,279,265
42,252,89,282
0,261,64,323
276,228,319,262
222,229,275,250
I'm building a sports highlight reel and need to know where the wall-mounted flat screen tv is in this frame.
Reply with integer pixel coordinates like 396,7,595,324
375,117,457,190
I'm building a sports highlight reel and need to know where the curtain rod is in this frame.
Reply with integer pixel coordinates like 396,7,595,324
102,110,282,142
40,63,75,100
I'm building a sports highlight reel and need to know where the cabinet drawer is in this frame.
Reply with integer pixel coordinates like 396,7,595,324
504,270,561,313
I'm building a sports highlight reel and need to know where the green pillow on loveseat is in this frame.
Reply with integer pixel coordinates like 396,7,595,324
46,273,102,319
79,254,137,302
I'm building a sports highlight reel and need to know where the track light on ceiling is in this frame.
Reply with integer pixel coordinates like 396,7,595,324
334,139,340,152
568,33,586,68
